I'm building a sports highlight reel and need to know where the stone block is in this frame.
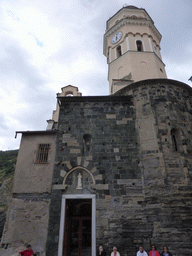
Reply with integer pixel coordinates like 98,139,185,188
83,161,89,167
95,184,109,190
60,170,66,177
105,195,112,200
95,174,103,180
86,156,93,160
106,114,116,119
66,161,72,170
91,167,97,173
52,185,67,190
116,120,127,125
70,149,81,154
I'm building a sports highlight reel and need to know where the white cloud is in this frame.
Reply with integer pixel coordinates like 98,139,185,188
0,0,192,150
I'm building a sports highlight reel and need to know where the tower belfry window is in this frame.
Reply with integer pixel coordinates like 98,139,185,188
116,45,122,58
136,40,143,51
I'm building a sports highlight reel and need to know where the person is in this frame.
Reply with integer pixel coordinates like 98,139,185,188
149,245,160,256
137,246,148,256
160,246,172,256
19,244,34,256
97,245,106,256
111,246,120,256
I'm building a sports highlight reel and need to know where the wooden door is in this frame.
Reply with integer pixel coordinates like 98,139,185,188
63,199,92,256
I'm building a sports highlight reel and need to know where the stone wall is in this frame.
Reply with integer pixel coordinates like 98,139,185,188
46,95,142,255
46,79,192,256
1,79,191,256
116,79,192,255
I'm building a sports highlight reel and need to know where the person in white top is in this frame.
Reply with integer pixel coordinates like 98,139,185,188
137,246,148,256
111,246,120,256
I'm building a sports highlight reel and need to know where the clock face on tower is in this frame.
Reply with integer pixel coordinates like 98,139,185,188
111,32,123,44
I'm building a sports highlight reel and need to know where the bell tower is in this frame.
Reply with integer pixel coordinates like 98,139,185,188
103,5,167,94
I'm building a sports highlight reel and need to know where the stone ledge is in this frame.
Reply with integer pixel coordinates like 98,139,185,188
12,193,50,201
52,185,68,190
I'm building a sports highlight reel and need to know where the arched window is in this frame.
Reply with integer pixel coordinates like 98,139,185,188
136,40,143,52
116,45,122,58
65,91,74,96
83,134,92,156
171,128,180,152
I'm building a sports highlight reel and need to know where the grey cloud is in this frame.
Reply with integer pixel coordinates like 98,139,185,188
146,0,192,62
0,0,192,151
11,86,56,129
0,36,51,149
0,38,46,89
77,72,108,96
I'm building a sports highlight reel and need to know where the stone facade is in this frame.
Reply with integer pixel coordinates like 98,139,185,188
1,80,192,256
115,79,192,255
45,79,192,256
1,6,192,256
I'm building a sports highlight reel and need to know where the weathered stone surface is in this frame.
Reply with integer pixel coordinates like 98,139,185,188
1,197,50,255
1,80,192,256
45,81,192,256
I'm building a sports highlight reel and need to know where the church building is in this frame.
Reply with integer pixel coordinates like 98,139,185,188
1,6,192,256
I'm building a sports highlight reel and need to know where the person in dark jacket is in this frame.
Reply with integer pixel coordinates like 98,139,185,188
97,245,106,256
160,246,172,256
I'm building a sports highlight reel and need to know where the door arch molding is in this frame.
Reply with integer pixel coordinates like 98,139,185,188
63,166,95,185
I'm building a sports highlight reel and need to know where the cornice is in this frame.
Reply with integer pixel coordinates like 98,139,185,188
114,78,192,96
106,18,161,40
15,130,57,138
57,95,132,104
103,17,161,56
107,7,154,25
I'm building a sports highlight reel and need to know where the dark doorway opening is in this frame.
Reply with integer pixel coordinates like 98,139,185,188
63,199,92,256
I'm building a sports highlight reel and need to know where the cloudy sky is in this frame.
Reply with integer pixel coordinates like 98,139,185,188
0,0,192,150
